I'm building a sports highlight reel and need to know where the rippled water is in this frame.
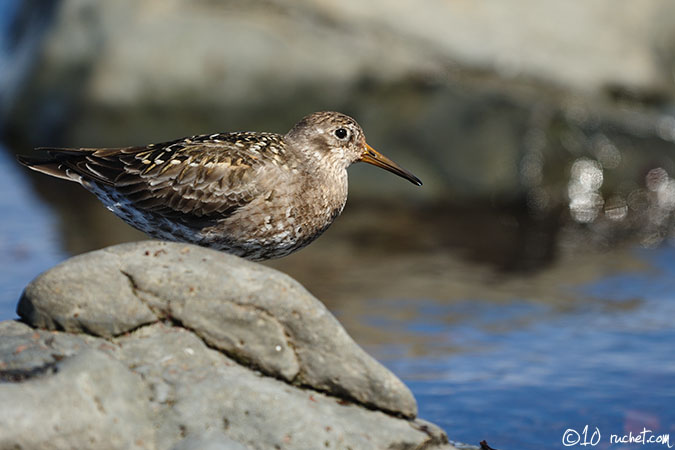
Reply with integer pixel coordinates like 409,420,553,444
367,248,675,449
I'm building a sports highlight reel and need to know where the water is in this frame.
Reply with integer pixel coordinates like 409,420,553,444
0,143,66,319
363,248,675,449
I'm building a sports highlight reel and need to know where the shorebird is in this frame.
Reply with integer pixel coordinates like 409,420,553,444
18,111,422,260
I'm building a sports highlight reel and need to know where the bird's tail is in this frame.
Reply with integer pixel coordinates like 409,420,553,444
16,148,87,183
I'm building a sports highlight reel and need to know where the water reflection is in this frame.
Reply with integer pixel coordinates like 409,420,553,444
568,157,604,223
366,247,675,450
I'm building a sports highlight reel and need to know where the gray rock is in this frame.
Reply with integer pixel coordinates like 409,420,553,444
18,241,416,418
17,250,157,337
0,319,456,450
114,323,451,450
0,323,155,450
171,431,249,450
6,0,673,127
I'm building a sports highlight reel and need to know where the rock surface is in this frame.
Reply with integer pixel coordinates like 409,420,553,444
18,240,417,417
0,335,154,450
6,0,674,118
3,240,456,450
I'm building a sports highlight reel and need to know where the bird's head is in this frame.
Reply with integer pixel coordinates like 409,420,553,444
285,111,422,186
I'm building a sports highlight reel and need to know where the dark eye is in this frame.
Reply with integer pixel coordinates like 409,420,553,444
334,128,348,139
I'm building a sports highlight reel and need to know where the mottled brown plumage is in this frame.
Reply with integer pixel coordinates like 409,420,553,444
17,111,421,260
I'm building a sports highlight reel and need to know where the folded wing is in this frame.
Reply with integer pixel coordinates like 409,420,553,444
17,134,285,220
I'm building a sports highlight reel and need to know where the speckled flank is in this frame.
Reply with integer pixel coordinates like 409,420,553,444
18,111,420,260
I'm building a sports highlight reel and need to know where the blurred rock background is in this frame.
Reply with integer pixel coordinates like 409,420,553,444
3,0,675,282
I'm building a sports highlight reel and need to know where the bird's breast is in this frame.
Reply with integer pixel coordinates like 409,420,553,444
219,167,347,249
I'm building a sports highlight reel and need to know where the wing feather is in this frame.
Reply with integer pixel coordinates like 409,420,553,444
18,133,288,221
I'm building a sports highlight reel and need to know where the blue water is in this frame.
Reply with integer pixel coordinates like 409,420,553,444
370,248,675,450
0,144,66,319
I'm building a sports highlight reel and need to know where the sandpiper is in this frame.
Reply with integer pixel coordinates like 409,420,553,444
17,111,422,260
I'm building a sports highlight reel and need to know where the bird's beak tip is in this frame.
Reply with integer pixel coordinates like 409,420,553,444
362,143,422,187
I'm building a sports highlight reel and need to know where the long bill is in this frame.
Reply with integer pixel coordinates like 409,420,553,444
360,144,422,186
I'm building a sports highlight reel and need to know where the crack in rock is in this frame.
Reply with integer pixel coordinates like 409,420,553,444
118,268,302,381
115,268,405,419
119,269,165,320
0,360,60,383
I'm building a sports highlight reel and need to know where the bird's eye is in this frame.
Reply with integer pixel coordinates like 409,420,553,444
334,128,348,139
